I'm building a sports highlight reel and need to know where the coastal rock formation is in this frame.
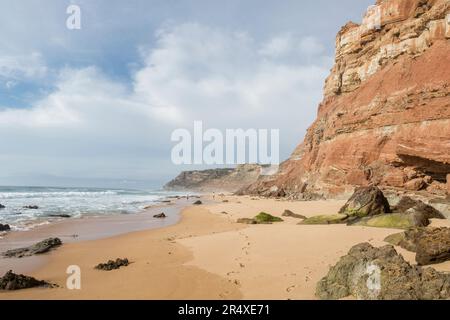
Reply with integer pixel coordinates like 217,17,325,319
95,258,129,271
0,224,10,232
242,0,450,199
316,243,450,300
0,270,53,291
153,213,166,218
165,164,263,192
391,196,445,219
0,204,5,209
385,227,450,265
2,238,62,258
339,186,391,218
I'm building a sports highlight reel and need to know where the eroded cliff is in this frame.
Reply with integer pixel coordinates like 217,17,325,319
242,0,450,199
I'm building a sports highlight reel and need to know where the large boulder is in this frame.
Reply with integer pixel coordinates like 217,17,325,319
391,197,445,220
316,243,450,300
385,227,450,266
2,238,62,258
0,270,53,290
237,212,283,225
339,187,390,219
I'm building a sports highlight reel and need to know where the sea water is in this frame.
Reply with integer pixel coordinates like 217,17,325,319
0,186,182,231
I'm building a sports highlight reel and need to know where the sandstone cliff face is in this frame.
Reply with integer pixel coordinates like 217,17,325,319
164,164,263,192
243,0,450,199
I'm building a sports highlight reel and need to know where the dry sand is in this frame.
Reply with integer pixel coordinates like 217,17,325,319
1,195,449,300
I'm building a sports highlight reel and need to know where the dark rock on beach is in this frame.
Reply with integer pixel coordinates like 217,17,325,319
0,224,11,232
47,214,71,218
193,200,202,205
316,243,450,300
0,270,54,290
339,186,390,219
153,213,166,218
0,204,5,209
385,227,450,266
392,197,445,220
2,238,62,258
23,205,39,210
0,270,52,290
95,258,129,271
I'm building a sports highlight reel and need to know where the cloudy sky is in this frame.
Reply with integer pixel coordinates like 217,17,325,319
0,0,374,188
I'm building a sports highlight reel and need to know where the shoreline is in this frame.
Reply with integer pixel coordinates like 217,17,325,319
0,199,188,275
1,195,449,299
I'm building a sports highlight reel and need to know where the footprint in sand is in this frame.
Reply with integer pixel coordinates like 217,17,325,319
286,285,296,293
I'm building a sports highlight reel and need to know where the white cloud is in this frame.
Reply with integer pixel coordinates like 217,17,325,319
0,23,331,180
0,52,47,81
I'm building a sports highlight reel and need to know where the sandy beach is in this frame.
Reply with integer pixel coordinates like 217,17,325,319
1,195,449,300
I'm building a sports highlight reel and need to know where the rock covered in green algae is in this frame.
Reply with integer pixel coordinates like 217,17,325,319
351,212,429,229
316,243,450,300
237,212,283,225
254,212,283,223
2,238,62,258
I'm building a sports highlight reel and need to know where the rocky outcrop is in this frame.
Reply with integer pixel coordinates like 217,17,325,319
95,258,129,271
392,196,446,219
242,0,450,199
316,242,450,300
2,238,62,258
385,227,450,265
339,186,391,218
153,213,166,218
0,270,54,290
165,164,263,192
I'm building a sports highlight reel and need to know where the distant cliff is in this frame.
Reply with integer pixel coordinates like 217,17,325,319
242,0,450,199
164,164,263,192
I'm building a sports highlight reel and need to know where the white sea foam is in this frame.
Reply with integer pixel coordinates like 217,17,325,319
0,186,181,231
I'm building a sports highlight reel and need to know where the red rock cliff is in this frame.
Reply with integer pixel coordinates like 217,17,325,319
243,0,450,199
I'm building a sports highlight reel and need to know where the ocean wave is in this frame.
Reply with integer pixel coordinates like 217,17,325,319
0,186,179,231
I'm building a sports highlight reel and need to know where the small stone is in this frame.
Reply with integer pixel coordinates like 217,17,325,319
153,213,166,218
95,258,129,271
